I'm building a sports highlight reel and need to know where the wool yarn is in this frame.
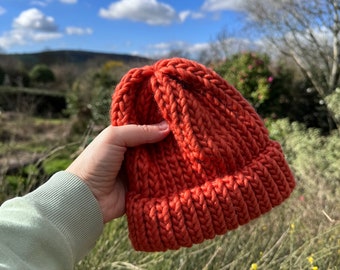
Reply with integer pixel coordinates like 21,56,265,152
110,58,295,252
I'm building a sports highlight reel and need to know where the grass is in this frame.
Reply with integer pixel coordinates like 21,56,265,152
0,112,77,199
0,113,70,154
43,157,72,175
76,188,340,270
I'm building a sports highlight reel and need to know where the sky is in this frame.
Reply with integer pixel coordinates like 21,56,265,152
0,0,250,58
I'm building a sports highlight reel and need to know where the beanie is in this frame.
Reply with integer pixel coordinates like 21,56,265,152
110,58,295,252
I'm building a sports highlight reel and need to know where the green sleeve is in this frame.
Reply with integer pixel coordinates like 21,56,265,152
0,171,104,270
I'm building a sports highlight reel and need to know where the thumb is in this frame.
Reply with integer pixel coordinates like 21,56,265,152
111,121,170,147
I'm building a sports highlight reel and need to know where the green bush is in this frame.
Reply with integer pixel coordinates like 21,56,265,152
216,52,273,109
29,64,55,85
266,118,340,200
325,88,340,127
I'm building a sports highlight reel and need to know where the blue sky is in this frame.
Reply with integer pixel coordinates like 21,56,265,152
0,0,249,57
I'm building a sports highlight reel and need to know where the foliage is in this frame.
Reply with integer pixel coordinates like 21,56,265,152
66,61,127,133
266,119,340,198
216,52,273,108
29,64,55,85
254,62,293,119
101,60,124,73
66,72,112,133
325,88,340,125
215,54,334,131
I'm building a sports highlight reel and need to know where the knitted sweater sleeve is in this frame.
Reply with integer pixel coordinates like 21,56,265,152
0,171,104,270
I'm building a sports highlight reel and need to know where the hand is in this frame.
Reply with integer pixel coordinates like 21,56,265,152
66,121,170,223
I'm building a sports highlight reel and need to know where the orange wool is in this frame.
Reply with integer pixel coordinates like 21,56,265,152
110,58,295,252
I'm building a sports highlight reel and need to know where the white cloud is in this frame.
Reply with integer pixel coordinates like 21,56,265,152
145,37,259,60
0,29,61,49
99,0,181,25
0,6,6,15
180,11,206,21
145,41,179,58
13,8,58,32
146,41,210,59
0,8,62,50
30,31,62,41
0,31,26,48
66,26,93,35
201,0,246,12
59,0,77,4
191,12,205,19
179,10,191,22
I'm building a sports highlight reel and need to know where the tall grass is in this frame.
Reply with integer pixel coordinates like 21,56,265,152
76,196,339,269
77,119,340,269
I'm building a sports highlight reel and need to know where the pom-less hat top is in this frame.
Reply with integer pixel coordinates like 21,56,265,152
110,58,295,252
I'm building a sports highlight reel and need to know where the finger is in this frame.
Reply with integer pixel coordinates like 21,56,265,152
111,121,170,147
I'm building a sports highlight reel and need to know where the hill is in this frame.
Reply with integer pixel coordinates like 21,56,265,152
0,50,152,70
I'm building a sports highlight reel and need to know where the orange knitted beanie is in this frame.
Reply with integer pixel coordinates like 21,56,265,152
110,58,295,252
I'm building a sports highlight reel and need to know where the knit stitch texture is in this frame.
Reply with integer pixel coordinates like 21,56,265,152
110,58,296,252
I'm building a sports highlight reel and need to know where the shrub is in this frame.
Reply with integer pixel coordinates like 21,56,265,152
266,118,340,200
325,88,340,127
216,52,273,109
29,64,55,85
65,70,113,133
66,62,127,133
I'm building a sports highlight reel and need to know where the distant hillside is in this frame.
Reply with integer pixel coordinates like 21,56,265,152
0,50,152,69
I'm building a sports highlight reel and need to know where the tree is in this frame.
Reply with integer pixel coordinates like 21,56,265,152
245,0,340,130
198,27,259,66
50,63,82,91
29,64,55,85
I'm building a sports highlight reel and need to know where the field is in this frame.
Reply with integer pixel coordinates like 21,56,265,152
1,112,339,269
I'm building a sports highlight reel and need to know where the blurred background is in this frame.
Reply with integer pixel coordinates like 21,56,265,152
0,0,339,269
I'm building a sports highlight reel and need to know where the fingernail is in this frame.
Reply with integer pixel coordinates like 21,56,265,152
158,120,169,131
